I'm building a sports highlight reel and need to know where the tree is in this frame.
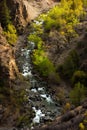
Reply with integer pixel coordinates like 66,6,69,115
72,70,87,85
0,0,11,28
70,82,86,106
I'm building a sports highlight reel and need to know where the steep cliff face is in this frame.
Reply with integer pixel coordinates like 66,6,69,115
7,0,57,31
0,25,19,87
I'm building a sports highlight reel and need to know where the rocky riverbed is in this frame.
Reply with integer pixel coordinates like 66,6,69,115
15,36,61,128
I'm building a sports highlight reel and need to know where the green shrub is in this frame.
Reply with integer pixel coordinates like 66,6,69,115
79,122,85,130
43,5,65,32
72,70,87,85
63,102,71,113
28,34,43,49
44,16,57,32
7,24,17,34
4,24,17,45
70,82,86,106
32,21,43,35
28,33,57,77
43,0,85,36
33,49,56,77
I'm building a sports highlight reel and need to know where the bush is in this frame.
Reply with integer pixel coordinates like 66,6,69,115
79,122,85,130
33,49,56,77
63,102,71,113
69,82,86,106
32,21,43,35
28,34,43,49
72,70,87,85
43,0,85,36
43,5,65,32
44,16,57,32
28,33,57,78
28,33,58,78
4,24,17,45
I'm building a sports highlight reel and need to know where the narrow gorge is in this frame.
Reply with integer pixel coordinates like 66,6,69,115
0,0,87,130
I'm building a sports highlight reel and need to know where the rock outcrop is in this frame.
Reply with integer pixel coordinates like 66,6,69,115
7,0,57,31
0,25,19,87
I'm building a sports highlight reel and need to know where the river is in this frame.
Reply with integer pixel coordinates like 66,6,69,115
15,19,61,129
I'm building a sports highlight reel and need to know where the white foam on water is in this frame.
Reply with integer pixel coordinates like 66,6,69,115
32,107,45,124
21,48,33,77
30,79,38,88
22,62,32,77
22,71,32,77
21,49,31,58
31,88,37,93
34,20,43,25
38,87,44,91
30,42,35,49
46,95,53,103
40,94,53,103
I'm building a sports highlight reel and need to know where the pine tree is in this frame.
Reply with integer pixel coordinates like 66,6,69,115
70,82,86,106
0,0,11,28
